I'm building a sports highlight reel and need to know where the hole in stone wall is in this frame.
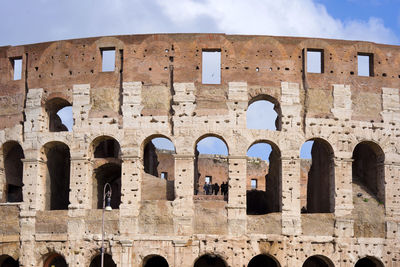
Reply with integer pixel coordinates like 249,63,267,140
307,49,324,73
300,139,335,213
194,254,227,267
11,58,22,80
89,254,116,267
246,142,281,215
143,255,169,267
247,97,281,130
195,136,228,199
248,254,280,267
44,142,70,210
143,137,175,201
358,53,374,77
3,141,24,203
202,50,221,84
101,48,116,72
45,98,72,132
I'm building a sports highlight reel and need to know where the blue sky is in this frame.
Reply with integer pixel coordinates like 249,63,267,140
1,0,399,159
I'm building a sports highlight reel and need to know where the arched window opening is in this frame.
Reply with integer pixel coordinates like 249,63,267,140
194,254,227,267
248,254,280,267
247,97,281,131
355,257,384,267
302,255,334,267
300,139,335,213
143,255,169,267
43,142,70,210
45,98,72,132
142,137,175,201
246,142,281,215
43,253,67,267
89,254,116,267
195,136,228,199
352,142,385,204
93,163,121,209
0,255,18,267
3,142,24,202
93,137,121,159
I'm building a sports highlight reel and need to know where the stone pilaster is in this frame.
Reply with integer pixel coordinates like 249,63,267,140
381,87,400,123
280,82,302,131
334,158,354,217
69,157,91,210
72,84,91,131
331,84,352,120
121,82,143,128
227,82,248,128
22,158,46,211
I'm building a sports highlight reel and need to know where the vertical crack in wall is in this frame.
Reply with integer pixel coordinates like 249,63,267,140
302,49,309,134
118,49,124,117
168,48,175,136
22,53,29,142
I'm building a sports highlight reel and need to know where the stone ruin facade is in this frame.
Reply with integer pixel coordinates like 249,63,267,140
0,33,399,266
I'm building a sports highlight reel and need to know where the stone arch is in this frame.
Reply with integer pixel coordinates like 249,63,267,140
0,255,19,267
89,253,116,267
300,138,335,213
247,95,282,131
194,254,227,267
143,254,169,267
41,141,71,210
45,97,72,132
302,255,335,267
352,140,385,203
91,135,121,159
92,162,121,209
246,140,281,214
141,135,176,201
248,254,281,267
1,141,24,202
354,256,384,267
195,134,229,197
43,252,67,267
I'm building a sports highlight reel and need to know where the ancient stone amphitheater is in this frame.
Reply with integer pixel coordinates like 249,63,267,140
0,34,399,267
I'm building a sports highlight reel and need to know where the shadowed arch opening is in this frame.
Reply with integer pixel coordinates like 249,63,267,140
43,253,67,267
302,255,334,267
352,141,385,204
143,255,169,267
42,142,70,210
92,136,121,159
142,136,175,201
194,135,228,199
0,255,18,267
247,95,281,131
93,163,121,209
246,141,281,214
89,254,116,267
355,256,384,267
2,141,24,202
194,254,227,267
248,254,280,267
300,139,335,213
45,97,72,132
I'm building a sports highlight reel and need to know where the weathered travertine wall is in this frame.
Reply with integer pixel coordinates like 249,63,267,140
0,34,399,266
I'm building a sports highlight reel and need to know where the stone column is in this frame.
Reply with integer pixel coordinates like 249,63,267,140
384,163,400,239
227,155,247,235
173,154,194,235
118,240,133,267
281,156,301,235
69,157,92,210
119,156,142,236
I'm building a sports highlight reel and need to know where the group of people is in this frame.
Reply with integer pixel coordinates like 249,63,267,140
203,181,228,196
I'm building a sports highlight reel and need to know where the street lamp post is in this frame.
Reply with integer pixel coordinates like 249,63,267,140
101,183,112,267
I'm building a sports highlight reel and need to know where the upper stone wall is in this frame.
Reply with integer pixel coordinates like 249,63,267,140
0,33,399,129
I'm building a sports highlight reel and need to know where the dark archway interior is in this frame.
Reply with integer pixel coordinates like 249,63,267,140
94,139,120,158
46,98,71,132
3,142,24,202
94,163,121,209
144,255,169,267
355,257,383,267
248,254,279,267
194,255,226,267
303,256,330,267
89,254,116,267
46,255,67,267
353,142,384,203
305,140,335,213
46,143,70,210
144,141,159,177
247,144,281,215
0,256,19,267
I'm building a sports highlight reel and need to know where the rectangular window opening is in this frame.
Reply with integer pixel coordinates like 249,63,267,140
161,172,168,179
358,53,373,77
101,48,116,72
251,179,258,189
202,49,221,84
205,176,212,184
306,49,324,73
11,58,22,80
